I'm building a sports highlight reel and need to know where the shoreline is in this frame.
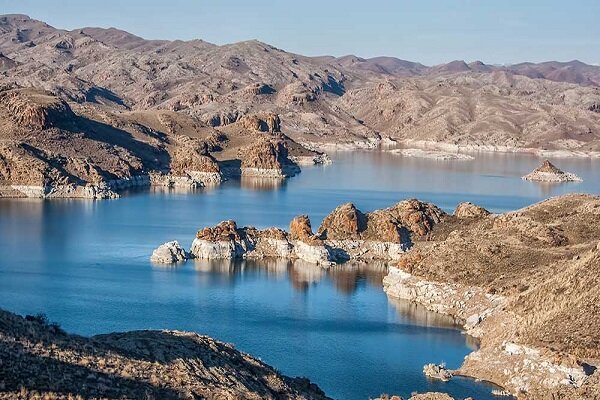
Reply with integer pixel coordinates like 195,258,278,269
303,137,600,159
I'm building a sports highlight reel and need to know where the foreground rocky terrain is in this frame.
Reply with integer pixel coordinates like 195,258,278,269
1,14,600,197
0,308,328,399
384,194,600,399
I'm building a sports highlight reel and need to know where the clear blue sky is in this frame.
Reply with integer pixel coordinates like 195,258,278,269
1,0,598,66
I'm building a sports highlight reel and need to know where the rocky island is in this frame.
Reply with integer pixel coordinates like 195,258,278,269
153,199,445,265
522,160,583,182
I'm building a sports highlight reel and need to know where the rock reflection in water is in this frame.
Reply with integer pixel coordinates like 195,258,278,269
328,262,388,294
289,260,326,291
188,258,389,295
239,176,286,191
389,297,461,329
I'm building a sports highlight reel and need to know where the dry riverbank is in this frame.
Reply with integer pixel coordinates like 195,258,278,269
383,194,600,399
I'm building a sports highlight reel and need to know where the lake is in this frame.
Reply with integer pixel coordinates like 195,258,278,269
0,150,597,399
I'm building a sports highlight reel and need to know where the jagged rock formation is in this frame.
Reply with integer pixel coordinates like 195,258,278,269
151,241,189,264
169,139,223,185
185,199,445,265
383,194,600,399
522,160,583,182
239,113,281,133
453,202,491,218
190,219,331,265
0,308,328,399
239,139,300,178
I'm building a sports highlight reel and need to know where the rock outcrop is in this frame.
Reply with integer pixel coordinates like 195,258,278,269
239,113,281,133
239,139,300,178
151,241,189,264
522,160,582,182
0,308,328,399
190,219,332,265
182,199,445,265
0,88,74,130
169,140,223,185
453,202,491,218
383,194,600,399
422,363,453,382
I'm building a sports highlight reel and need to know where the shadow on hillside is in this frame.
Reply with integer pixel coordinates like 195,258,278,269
1,341,183,399
55,114,171,171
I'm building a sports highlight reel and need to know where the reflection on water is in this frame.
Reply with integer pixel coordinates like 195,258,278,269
239,176,287,191
189,258,388,296
389,298,460,330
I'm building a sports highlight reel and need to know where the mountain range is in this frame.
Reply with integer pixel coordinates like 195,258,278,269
1,14,599,195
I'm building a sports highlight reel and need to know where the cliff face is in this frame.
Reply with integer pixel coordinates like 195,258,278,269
383,194,600,399
239,139,300,178
0,308,329,399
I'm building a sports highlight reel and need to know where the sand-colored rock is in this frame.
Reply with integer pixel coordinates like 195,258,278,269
151,241,189,264
522,160,582,182
453,202,491,218
239,139,300,178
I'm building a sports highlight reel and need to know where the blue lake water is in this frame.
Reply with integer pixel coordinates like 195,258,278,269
0,150,598,399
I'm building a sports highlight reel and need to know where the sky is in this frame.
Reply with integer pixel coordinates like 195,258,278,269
1,0,598,66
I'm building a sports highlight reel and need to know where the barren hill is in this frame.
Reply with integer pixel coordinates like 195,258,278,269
1,14,600,197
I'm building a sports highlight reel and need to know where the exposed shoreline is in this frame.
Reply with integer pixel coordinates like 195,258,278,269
304,138,600,159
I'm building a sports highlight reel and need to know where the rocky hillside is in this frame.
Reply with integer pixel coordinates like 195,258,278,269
384,194,600,399
1,13,600,166
0,308,328,399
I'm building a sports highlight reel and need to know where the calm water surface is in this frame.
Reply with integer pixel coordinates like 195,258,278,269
0,151,597,399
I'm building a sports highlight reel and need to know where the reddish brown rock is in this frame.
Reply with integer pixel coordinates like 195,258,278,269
318,203,367,240
290,215,323,245
386,199,446,237
196,220,245,242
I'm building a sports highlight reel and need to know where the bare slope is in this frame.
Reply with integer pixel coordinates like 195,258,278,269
2,14,600,156
0,308,328,399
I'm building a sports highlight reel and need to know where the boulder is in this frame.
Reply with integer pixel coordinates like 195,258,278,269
453,202,491,218
423,363,453,381
151,241,189,264
318,203,367,240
